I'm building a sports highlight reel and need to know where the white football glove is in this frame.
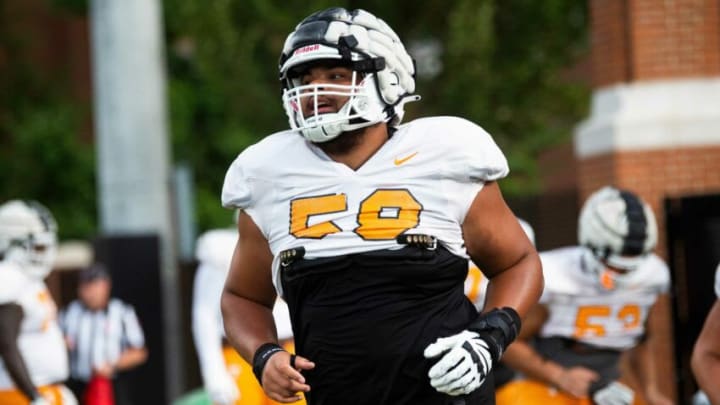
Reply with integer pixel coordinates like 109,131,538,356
423,330,493,396
206,371,240,405
592,381,634,405
30,396,50,405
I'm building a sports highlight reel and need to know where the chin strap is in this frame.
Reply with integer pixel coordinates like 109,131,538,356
467,307,522,362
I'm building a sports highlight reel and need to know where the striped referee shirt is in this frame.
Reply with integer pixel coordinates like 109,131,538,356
60,298,146,381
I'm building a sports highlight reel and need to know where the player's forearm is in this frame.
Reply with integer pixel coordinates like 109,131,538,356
0,304,39,400
692,349,720,404
632,340,663,400
116,347,148,371
692,300,720,404
0,347,39,400
483,251,544,318
221,289,278,363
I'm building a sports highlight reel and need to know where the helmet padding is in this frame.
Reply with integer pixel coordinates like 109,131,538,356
279,8,419,142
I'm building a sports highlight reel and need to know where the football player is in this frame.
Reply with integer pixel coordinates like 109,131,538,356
192,227,304,405
691,262,720,405
0,200,77,405
220,7,543,405
495,187,673,405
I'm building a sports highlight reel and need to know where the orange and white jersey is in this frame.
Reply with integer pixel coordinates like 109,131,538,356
538,246,670,350
193,228,238,338
222,116,509,294
0,261,68,389
192,228,296,394
464,264,487,311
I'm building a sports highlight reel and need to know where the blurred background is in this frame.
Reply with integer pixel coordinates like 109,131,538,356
1,0,718,404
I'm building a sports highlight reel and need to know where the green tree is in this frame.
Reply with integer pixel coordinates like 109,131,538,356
0,0,95,239
1,1,588,236
164,1,589,232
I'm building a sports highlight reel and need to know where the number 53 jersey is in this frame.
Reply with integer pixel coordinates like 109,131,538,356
538,246,670,350
222,116,509,294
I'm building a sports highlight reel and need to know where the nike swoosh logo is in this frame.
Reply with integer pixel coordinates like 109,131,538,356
394,152,419,166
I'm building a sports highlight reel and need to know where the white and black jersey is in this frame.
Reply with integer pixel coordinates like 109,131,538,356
222,116,508,405
60,298,145,381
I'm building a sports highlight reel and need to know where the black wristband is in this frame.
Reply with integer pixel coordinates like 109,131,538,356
252,343,285,385
468,307,522,362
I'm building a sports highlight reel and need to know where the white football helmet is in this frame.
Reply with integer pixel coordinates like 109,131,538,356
578,186,657,289
279,7,420,143
0,200,58,280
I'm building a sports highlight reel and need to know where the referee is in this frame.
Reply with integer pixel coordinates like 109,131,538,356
60,263,148,405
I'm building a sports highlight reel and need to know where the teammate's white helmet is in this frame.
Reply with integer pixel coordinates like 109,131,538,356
0,200,58,280
279,7,419,143
578,186,657,289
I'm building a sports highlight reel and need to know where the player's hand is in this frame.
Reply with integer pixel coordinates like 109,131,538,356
206,371,240,405
93,362,114,378
552,366,600,398
423,330,493,396
261,351,314,403
592,381,634,405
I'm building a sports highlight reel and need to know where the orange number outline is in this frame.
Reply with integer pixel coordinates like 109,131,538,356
289,189,422,240
465,266,484,304
355,189,422,240
574,304,642,338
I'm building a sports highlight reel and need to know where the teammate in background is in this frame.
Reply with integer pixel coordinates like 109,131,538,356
221,7,543,405
192,227,304,405
496,186,674,405
0,200,77,405
691,262,720,405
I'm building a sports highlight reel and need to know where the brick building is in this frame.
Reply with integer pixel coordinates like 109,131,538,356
571,0,720,402
5,0,720,403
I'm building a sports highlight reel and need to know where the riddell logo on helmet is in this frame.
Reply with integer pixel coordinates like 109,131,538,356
294,44,320,55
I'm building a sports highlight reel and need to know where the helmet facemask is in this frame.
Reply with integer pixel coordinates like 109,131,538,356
0,200,58,280
4,232,57,279
282,63,388,143
581,247,646,290
278,8,419,143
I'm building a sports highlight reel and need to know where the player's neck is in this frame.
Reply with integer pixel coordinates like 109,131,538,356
319,123,389,170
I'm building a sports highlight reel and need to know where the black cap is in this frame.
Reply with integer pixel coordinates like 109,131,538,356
78,263,110,283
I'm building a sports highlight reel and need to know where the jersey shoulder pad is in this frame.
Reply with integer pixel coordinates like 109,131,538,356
221,130,298,209
195,229,238,272
634,253,671,293
539,246,585,296
401,116,508,182
0,261,32,303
